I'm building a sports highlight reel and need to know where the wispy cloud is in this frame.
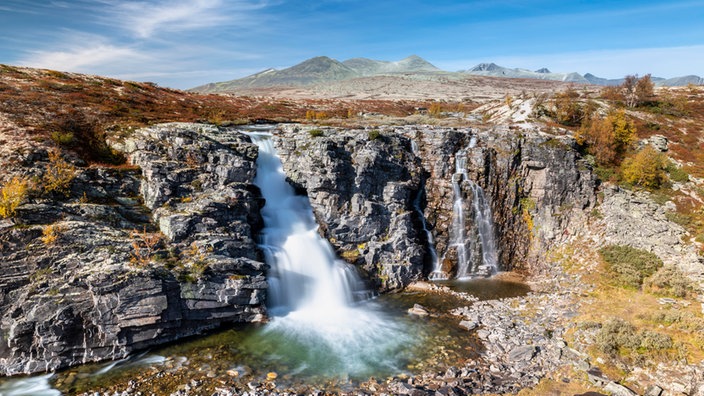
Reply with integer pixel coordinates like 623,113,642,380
17,33,151,74
102,0,268,38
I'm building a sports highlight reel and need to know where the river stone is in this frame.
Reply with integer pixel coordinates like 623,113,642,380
459,320,478,330
645,385,663,396
603,382,637,396
408,304,430,316
508,345,536,362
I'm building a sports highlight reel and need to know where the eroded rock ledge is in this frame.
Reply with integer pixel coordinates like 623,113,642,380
0,123,267,375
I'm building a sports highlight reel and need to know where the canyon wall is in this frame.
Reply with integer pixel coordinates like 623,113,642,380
0,122,596,375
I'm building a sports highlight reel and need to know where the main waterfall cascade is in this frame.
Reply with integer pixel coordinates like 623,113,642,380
244,131,414,377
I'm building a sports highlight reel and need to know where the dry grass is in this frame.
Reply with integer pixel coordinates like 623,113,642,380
568,261,704,375
516,366,599,396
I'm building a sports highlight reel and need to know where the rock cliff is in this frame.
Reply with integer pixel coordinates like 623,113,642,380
1,121,598,375
405,125,597,276
273,126,425,291
0,123,267,375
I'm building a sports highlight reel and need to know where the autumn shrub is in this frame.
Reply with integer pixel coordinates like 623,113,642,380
621,146,667,189
623,74,655,108
644,265,692,298
42,150,76,196
130,227,162,267
41,223,64,245
600,85,624,102
599,244,663,289
553,88,584,126
429,103,442,117
0,176,29,218
576,109,635,165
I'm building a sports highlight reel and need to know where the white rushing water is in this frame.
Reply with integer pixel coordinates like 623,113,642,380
0,374,60,396
445,145,499,279
416,187,443,280
466,182,498,277
447,149,471,277
245,131,413,377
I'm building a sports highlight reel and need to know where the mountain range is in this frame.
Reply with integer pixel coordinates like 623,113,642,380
462,62,704,87
190,56,703,93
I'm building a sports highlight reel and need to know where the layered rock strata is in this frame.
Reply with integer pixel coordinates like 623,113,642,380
0,123,267,375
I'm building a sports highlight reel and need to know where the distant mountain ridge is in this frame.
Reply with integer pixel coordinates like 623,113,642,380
461,62,702,87
190,56,703,93
191,55,440,93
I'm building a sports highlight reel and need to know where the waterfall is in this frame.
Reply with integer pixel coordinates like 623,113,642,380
447,149,471,277
244,131,412,377
410,138,443,280
414,183,442,280
444,144,499,279
466,182,499,277
247,132,367,314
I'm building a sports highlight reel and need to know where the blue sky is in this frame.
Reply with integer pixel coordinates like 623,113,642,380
1,0,703,89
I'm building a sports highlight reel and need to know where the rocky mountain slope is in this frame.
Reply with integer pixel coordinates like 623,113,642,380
190,55,442,93
192,56,701,94
462,62,703,87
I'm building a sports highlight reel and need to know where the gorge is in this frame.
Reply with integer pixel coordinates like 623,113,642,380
1,112,703,394
1,119,599,392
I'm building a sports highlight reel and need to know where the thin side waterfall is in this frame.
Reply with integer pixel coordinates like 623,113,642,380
448,149,471,277
244,131,412,377
414,184,442,280
466,183,499,277
410,139,443,280
445,140,499,279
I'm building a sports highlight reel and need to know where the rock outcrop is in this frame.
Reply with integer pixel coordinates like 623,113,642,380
273,125,425,290
600,185,703,282
0,123,267,376
273,124,596,282
406,125,597,276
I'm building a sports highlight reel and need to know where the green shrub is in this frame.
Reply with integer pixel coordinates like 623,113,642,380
644,265,692,297
50,131,75,146
666,161,689,183
595,318,673,358
599,244,663,289
309,129,324,138
367,130,381,141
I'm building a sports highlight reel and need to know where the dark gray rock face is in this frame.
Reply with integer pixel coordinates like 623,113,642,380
0,123,267,376
272,124,595,283
405,125,596,275
274,126,425,291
